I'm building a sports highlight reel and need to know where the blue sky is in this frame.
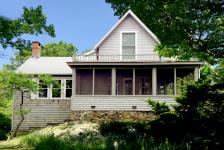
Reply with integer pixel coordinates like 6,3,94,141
0,0,118,68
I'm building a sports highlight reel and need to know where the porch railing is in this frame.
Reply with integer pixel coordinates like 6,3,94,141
73,54,165,62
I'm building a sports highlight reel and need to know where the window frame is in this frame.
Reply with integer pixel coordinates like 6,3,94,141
35,77,72,100
50,79,62,99
37,79,50,99
120,31,137,60
64,79,72,99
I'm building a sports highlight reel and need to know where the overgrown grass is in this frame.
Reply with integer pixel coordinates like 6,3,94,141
0,121,192,150
21,132,191,150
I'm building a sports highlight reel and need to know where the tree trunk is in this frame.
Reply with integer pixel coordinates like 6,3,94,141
12,91,24,137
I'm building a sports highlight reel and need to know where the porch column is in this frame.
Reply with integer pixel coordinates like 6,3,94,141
194,66,199,81
112,67,116,95
152,67,157,95
133,68,135,95
92,69,95,95
72,68,76,96
174,68,177,95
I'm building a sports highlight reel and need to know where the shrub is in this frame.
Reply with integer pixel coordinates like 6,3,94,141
0,113,11,140
148,79,224,150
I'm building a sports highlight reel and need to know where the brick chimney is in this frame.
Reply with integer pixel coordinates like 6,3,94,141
32,41,41,58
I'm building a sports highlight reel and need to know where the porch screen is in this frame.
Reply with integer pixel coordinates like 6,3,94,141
76,69,93,95
176,68,194,94
116,69,133,95
94,69,111,95
135,69,152,95
157,68,174,95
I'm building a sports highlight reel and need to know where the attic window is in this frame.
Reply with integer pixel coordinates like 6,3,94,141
122,32,135,59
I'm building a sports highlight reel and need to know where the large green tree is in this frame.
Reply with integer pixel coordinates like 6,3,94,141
0,6,55,54
8,41,77,69
105,0,224,63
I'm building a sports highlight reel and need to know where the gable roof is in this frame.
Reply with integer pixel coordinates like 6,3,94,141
94,9,160,50
17,57,72,75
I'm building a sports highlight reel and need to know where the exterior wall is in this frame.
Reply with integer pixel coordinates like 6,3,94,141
12,91,71,131
71,95,175,111
98,15,158,55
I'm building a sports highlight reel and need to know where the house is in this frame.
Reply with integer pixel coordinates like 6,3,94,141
13,10,203,131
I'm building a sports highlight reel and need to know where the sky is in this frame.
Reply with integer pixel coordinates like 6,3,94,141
0,0,118,68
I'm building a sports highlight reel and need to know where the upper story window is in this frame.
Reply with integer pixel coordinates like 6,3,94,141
122,32,136,60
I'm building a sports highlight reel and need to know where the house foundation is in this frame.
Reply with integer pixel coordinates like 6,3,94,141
71,111,154,122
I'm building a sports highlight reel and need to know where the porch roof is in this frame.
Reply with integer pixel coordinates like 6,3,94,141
67,61,204,67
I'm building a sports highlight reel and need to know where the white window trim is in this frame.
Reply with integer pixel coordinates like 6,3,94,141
64,79,72,99
35,77,72,100
120,31,137,60
37,79,50,99
50,79,63,99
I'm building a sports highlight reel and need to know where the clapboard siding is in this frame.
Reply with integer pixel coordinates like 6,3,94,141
12,91,71,131
99,15,158,56
71,96,175,111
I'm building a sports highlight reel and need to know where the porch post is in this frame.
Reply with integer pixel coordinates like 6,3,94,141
133,68,135,95
194,66,199,81
112,67,116,95
152,67,157,95
92,69,95,95
174,68,177,95
72,68,76,96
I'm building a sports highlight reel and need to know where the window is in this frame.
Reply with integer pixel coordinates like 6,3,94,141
76,69,93,95
122,33,135,59
157,69,174,95
52,80,62,98
65,80,72,98
94,69,111,95
38,80,48,98
135,69,152,95
116,69,133,95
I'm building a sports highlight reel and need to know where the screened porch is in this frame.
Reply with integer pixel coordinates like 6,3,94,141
73,67,196,96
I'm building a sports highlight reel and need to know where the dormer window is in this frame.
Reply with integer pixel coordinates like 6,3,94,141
122,32,136,60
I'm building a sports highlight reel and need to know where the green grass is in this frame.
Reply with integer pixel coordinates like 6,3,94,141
0,130,191,150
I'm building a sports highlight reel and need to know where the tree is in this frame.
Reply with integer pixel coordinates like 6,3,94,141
105,0,224,63
0,69,53,137
8,41,77,69
0,5,55,54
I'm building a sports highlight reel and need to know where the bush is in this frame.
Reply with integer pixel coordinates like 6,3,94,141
147,79,224,150
0,113,11,140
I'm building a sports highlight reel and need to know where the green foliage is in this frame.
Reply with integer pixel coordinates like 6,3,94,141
9,41,77,68
212,59,224,83
148,79,224,149
106,0,224,63
147,99,170,116
0,113,11,140
200,64,213,80
0,6,55,52
20,131,191,150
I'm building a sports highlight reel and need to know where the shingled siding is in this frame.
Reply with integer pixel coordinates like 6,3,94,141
71,96,175,111
12,91,71,131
